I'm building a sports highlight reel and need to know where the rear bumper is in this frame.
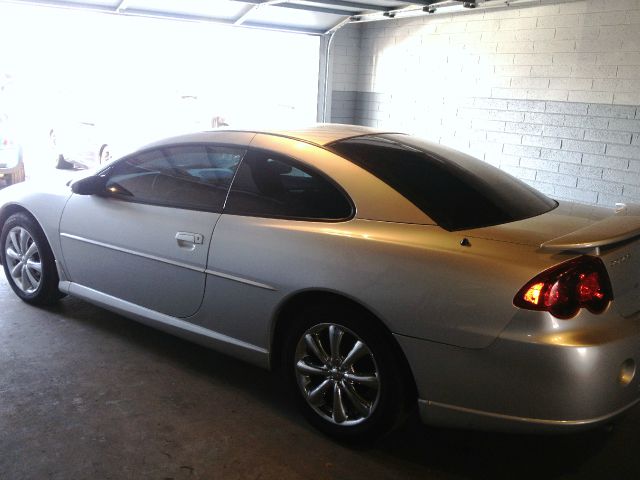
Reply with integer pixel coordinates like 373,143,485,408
417,397,640,433
396,309,640,433
0,164,23,176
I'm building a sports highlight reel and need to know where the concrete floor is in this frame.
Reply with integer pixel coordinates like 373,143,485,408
2,275,640,480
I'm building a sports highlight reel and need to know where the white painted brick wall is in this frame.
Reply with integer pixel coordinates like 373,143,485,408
329,25,361,93
328,0,640,207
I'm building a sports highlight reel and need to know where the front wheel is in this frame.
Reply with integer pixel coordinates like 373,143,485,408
283,304,411,441
1,212,64,305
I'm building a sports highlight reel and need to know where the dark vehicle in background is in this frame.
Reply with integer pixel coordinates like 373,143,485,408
0,114,25,186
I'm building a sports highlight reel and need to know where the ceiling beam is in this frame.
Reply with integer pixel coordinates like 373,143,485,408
240,21,326,34
396,0,441,4
115,0,129,13
5,0,327,35
324,16,351,34
293,0,391,12
234,4,259,24
6,0,114,13
241,0,352,15
123,8,326,34
271,2,353,15
234,0,288,25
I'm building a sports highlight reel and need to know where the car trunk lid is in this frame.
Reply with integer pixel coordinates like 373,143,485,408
463,202,640,318
460,201,613,247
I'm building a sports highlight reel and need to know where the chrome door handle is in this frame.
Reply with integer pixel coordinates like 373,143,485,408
175,232,204,248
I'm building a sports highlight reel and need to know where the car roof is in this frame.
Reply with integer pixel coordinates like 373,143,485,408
143,124,397,149
262,124,394,146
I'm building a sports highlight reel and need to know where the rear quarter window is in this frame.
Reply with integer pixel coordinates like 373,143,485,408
328,134,557,231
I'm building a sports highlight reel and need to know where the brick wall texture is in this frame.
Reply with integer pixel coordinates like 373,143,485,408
329,0,640,207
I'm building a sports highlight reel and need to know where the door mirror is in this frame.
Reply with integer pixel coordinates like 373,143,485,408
71,175,107,195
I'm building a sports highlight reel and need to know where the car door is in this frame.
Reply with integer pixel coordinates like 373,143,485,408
193,145,355,347
59,142,246,318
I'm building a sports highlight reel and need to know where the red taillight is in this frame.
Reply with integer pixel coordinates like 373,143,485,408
514,256,613,319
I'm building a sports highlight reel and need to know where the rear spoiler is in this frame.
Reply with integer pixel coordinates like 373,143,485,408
541,203,640,252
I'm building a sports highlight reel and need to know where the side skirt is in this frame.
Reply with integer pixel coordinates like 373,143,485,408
58,281,270,369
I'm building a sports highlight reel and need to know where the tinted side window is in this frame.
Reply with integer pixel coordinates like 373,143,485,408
224,150,352,221
104,145,244,212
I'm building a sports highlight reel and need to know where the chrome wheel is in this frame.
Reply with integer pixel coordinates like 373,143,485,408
294,323,380,426
4,226,42,294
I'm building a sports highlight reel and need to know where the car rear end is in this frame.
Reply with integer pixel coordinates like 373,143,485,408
406,208,640,432
0,124,24,187
326,131,640,432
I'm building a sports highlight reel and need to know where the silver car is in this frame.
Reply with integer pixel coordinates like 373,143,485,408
1,125,639,440
51,121,112,170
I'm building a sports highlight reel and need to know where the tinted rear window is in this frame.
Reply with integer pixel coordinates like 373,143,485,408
329,134,557,231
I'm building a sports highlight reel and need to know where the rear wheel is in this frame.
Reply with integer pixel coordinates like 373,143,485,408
1,213,63,305
282,304,411,441
98,144,111,165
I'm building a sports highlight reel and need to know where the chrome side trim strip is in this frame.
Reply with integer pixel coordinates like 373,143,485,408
60,233,203,273
204,269,277,291
68,282,268,355
60,233,277,291
420,398,640,426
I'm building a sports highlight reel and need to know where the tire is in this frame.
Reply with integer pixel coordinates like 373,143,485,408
282,303,411,442
98,144,111,165
55,154,73,170
1,212,64,305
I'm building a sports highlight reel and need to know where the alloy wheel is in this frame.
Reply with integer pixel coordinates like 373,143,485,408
294,323,381,426
4,226,42,294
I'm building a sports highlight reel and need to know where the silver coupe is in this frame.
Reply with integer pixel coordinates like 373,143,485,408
1,125,639,440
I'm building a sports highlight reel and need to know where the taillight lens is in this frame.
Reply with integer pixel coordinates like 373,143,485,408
514,256,613,319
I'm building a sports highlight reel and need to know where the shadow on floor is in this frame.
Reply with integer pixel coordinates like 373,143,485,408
3,290,638,480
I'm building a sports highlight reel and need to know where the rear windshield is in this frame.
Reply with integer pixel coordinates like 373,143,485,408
328,134,557,231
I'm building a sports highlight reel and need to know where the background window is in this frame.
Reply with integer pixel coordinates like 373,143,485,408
105,145,244,212
224,150,352,221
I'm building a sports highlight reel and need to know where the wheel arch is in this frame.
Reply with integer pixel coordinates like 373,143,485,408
0,204,37,263
269,289,418,396
0,202,65,304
